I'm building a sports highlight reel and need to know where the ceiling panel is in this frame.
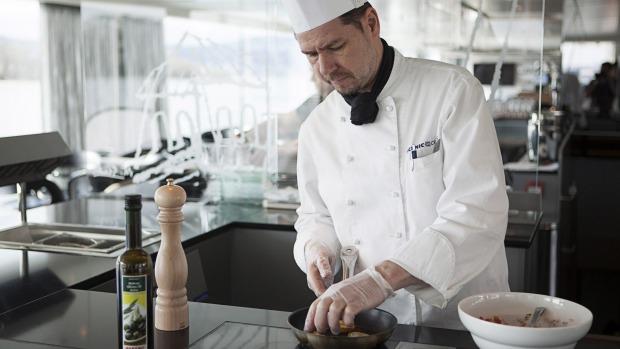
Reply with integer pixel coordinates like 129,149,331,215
563,0,619,40
463,0,563,19
45,0,619,46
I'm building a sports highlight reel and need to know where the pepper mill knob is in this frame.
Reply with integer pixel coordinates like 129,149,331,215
155,178,187,208
154,178,189,331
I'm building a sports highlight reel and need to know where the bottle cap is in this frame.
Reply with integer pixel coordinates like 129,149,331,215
124,194,142,210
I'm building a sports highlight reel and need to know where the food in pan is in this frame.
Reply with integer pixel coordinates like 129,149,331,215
347,331,369,337
311,330,370,337
311,320,369,337
339,320,355,333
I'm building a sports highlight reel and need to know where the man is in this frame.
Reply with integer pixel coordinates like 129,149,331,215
585,62,617,118
284,0,510,333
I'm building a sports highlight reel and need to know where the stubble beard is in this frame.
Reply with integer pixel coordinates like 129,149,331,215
325,74,362,96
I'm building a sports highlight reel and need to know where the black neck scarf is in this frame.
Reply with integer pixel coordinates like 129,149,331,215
342,38,395,126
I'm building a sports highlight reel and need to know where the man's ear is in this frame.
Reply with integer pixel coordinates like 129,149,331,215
364,8,380,37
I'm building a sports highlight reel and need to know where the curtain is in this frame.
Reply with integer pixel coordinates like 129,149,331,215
81,14,120,120
119,16,166,112
81,14,165,118
80,4,165,156
41,3,165,155
41,4,84,153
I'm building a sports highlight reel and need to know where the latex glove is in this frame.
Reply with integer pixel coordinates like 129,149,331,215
304,267,395,334
304,240,335,296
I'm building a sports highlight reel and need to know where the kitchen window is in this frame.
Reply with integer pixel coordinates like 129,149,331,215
0,0,43,138
561,41,617,85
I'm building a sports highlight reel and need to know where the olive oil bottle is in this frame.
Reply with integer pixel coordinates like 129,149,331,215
117,195,154,349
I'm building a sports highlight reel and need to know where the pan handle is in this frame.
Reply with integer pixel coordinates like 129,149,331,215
340,246,358,281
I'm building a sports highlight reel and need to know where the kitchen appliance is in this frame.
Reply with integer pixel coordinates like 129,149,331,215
527,110,566,162
0,132,72,188
0,132,161,256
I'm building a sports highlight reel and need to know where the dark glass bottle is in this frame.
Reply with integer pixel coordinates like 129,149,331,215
117,195,154,349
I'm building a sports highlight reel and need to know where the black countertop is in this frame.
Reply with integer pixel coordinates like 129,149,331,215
0,198,288,314
1,288,619,349
0,288,477,349
0,197,533,314
2,197,608,349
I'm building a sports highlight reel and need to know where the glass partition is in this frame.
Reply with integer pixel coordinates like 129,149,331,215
0,0,578,204
76,1,290,203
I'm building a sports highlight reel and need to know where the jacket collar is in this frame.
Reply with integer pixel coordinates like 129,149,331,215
376,49,405,102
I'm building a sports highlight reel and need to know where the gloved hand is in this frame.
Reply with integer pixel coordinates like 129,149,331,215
304,267,395,334
304,240,335,296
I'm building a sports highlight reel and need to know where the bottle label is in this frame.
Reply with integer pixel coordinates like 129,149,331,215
121,275,149,349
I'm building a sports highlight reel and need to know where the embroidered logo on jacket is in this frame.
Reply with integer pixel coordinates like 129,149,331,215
406,137,441,171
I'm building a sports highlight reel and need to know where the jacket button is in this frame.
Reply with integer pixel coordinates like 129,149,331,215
385,105,394,112
388,145,396,151
340,116,346,122
346,155,354,163
391,191,400,198
354,239,361,245
346,199,354,206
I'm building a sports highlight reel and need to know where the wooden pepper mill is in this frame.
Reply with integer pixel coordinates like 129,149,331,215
154,178,189,331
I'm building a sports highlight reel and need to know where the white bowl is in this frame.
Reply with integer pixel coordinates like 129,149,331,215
458,292,593,349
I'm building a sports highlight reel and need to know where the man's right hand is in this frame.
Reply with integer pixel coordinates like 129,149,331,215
304,240,335,296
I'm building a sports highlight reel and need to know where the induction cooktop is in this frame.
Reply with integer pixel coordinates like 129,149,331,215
190,321,302,349
190,322,457,349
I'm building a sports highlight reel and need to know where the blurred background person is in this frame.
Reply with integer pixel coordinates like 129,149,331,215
585,62,617,118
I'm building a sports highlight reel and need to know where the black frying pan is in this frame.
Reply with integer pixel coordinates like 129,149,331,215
287,307,397,349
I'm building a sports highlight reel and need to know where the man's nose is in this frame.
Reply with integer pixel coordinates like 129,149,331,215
317,53,336,76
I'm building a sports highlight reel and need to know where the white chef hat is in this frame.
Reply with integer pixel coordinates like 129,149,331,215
283,0,368,33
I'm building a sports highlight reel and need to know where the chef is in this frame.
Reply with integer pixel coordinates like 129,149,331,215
284,0,510,334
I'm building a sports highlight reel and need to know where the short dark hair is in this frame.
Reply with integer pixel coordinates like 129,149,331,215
339,2,373,32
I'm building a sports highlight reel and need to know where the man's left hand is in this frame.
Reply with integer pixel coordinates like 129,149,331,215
303,267,395,334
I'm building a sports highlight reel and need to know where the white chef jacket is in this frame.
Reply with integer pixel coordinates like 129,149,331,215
293,50,510,330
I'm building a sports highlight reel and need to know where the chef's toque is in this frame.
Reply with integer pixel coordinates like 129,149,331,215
282,0,367,33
